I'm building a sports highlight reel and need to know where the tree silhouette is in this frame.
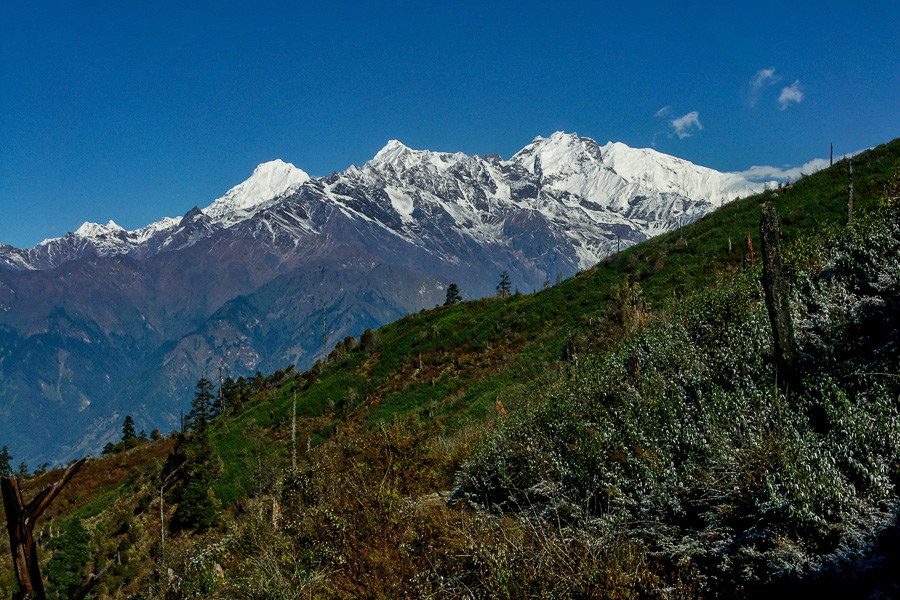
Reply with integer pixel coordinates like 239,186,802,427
167,434,220,533
188,377,216,431
444,283,462,306
0,446,11,477
360,328,378,351
121,416,136,442
496,271,511,298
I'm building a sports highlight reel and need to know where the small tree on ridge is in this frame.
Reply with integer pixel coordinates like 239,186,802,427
496,271,511,298
444,283,462,306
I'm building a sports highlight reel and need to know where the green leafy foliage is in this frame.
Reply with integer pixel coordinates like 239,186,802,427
458,203,900,591
4,145,899,599
495,270,511,298
167,433,222,533
121,416,136,442
0,445,11,477
45,517,91,600
444,283,462,306
188,377,217,431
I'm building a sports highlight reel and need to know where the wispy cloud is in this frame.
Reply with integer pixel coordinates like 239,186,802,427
670,111,702,139
746,68,779,108
735,149,865,182
778,80,804,110
651,107,702,144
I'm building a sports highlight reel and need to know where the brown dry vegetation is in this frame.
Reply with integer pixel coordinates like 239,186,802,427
2,141,899,598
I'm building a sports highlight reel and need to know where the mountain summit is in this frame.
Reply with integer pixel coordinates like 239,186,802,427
1,134,763,273
0,133,768,464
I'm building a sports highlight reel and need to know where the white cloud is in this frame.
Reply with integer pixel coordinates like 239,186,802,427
654,105,673,118
747,68,779,107
735,149,865,182
670,111,702,139
778,80,804,110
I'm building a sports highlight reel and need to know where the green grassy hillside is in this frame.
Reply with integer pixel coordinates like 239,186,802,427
2,139,898,599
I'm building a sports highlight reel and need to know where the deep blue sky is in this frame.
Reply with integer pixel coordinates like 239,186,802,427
2,0,898,249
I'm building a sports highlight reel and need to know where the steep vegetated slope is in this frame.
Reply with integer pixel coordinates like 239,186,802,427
0,133,768,466
1,139,898,598
458,204,900,596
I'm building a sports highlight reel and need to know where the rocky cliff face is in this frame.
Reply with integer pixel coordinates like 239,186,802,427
0,133,765,464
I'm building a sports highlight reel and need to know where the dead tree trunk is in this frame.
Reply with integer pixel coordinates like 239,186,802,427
291,393,297,471
2,457,92,600
760,205,796,392
848,160,855,225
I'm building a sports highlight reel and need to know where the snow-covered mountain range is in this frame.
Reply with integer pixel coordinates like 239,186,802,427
0,132,763,273
0,132,768,465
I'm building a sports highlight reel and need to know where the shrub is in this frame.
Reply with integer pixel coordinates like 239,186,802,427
456,205,900,591
360,328,377,351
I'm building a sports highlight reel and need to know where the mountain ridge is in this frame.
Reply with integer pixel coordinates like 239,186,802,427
1,133,765,273
0,132,777,465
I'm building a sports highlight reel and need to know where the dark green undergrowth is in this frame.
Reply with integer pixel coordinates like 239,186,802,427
194,141,900,519
21,142,899,599
457,202,900,596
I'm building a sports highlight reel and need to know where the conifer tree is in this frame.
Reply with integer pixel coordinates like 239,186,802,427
121,416,136,442
220,376,240,412
45,517,91,600
167,433,221,533
0,445,12,477
444,283,462,306
496,271,511,298
188,377,216,431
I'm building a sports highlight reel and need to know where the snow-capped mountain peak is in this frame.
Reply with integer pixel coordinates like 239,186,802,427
366,140,472,174
512,131,605,176
73,220,125,238
3,159,311,270
2,133,773,273
203,159,310,224
600,141,763,206
370,140,411,166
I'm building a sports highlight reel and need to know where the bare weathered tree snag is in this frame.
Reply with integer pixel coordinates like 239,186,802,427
848,160,855,225
291,392,297,471
218,364,225,413
564,329,577,367
747,232,756,267
2,457,95,600
760,205,796,392
157,466,181,571
70,564,109,600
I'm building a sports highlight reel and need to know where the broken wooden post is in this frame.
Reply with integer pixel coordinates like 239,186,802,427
70,565,109,600
760,205,795,392
2,457,90,600
848,160,855,225
291,392,297,472
747,232,755,266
